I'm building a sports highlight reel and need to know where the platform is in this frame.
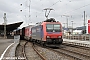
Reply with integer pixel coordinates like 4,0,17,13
0,39,14,57
0,38,20,60
63,39,90,47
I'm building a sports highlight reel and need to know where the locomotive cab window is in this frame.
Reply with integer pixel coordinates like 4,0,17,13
46,24,61,32
46,24,53,32
54,24,61,32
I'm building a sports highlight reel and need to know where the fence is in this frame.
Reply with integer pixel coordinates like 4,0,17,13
63,34,90,41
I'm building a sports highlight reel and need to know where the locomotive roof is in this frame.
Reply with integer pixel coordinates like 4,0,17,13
35,18,57,25
44,18,56,22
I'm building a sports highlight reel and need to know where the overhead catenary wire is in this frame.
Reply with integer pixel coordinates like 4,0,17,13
64,3,90,15
49,0,62,8
28,0,31,23
46,0,90,17
32,0,90,22
58,3,90,27
34,0,62,17
27,0,90,17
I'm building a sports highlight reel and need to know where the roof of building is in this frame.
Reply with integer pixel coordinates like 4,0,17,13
0,22,23,31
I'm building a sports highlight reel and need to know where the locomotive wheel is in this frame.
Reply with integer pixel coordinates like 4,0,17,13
41,41,46,47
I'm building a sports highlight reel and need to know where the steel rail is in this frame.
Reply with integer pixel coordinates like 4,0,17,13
60,48,90,59
22,41,28,60
32,44,46,60
62,43,90,50
46,46,90,60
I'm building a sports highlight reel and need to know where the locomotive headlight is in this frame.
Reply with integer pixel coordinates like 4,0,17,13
58,36,61,38
47,36,50,38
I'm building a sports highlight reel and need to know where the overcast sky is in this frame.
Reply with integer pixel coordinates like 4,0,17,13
0,0,90,28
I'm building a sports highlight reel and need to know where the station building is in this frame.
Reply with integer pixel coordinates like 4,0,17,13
0,22,23,38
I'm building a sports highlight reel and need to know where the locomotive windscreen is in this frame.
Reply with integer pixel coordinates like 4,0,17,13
46,24,61,32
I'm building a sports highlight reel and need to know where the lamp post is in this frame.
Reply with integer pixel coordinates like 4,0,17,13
20,0,31,25
62,15,70,29
3,13,7,39
71,21,73,34
63,23,66,28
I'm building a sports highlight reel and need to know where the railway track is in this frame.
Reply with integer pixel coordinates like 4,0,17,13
23,42,46,60
15,40,27,60
62,43,90,50
34,44,67,60
47,44,90,60
32,44,46,60
16,40,46,60
20,41,68,60
22,41,28,60
16,40,90,60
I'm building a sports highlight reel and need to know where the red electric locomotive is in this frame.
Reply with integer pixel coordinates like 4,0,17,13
31,18,63,46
